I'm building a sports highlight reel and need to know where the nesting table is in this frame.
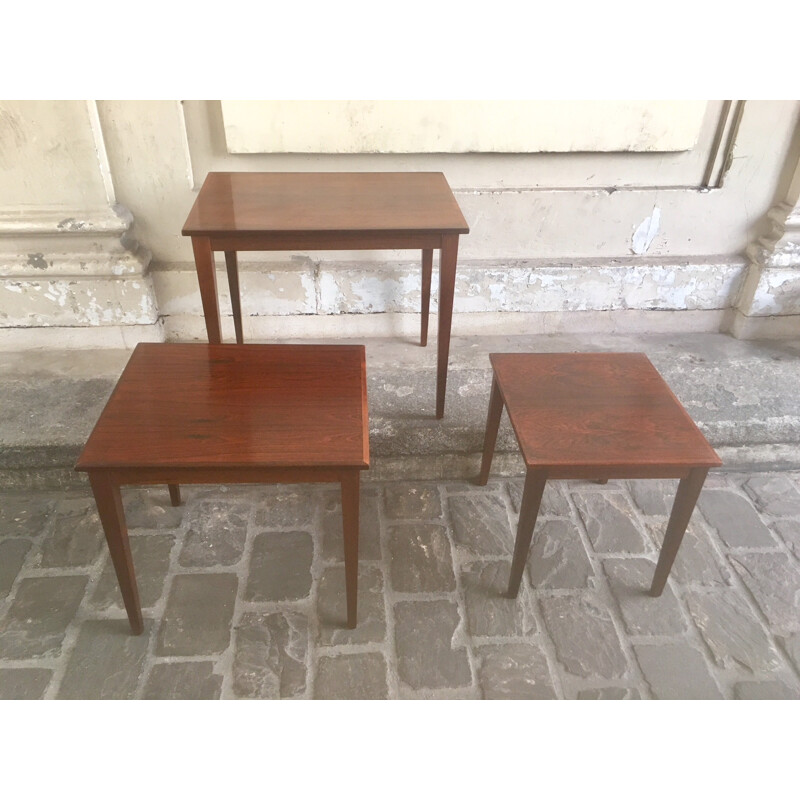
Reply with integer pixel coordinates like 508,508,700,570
76,343,369,633
478,352,721,598
182,171,470,418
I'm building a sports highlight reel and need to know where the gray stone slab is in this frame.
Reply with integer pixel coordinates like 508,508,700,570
122,488,183,529
461,560,536,638
384,483,442,520
254,485,316,529
476,643,557,699
734,680,799,700
38,496,104,568
698,490,776,548
142,662,222,700
743,475,800,518
178,500,249,568
245,531,313,602
507,480,571,517
58,619,150,699
603,558,687,636
394,599,471,691
648,521,730,587
540,595,628,680
729,553,800,634
0,575,87,659
634,643,723,699
0,668,52,699
156,573,238,657
90,534,174,611
685,591,781,673
0,539,31,598
573,492,649,554
626,480,676,517
576,687,641,699
0,493,55,537
449,493,513,556
314,653,389,700
316,564,385,647
321,487,381,561
388,523,456,593
527,518,595,590
233,611,307,699
778,632,800,673
773,520,800,559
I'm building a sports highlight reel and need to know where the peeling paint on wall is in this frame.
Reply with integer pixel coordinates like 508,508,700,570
631,207,661,255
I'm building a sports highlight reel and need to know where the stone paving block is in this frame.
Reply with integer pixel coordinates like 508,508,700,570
685,591,781,673
316,564,385,647
507,480,570,517
729,553,800,634
572,492,649,554
743,475,800,518
733,680,799,700
539,595,628,680
777,632,800,673
179,500,249,568
449,493,513,557
0,539,31,598
603,558,687,636
634,643,723,699
476,643,557,699
0,494,55,538
90,534,174,611
314,653,388,700
576,687,641,700
233,611,307,699
697,490,776,548
626,480,676,517
394,599,471,691
648,521,730,587
122,487,183,529
384,483,442,520
245,531,313,602
156,573,238,657
142,661,222,700
461,561,536,638
773,520,800,559
39,496,104,568
0,668,52,699
321,488,381,561
527,519,595,590
388,523,456,593
254,485,316,529
58,619,150,699
0,575,87,659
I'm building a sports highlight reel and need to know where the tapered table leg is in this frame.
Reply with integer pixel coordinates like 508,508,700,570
478,376,504,485
436,234,459,419
420,248,433,347
341,470,360,628
192,236,221,344
168,484,182,507
508,469,547,598
224,251,244,344
650,467,709,596
88,472,143,634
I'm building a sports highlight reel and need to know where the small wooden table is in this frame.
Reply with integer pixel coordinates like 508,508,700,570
76,343,369,634
182,171,469,418
478,352,721,598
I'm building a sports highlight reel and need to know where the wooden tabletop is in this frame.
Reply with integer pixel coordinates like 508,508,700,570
182,172,470,237
77,343,369,470
490,352,721,470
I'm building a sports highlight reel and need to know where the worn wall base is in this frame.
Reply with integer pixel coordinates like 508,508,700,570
0,321,164,351
723,309,800,340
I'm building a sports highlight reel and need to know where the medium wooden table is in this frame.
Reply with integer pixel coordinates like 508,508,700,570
76,343,369,634
478,352,721,598
182,171,469,418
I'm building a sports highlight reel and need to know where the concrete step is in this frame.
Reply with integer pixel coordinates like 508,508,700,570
2,332,800,489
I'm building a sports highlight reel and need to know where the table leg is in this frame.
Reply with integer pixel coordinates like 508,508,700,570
650,468,709,596
224,251,244,344
341,470,360,628
168,484,182,506
88,472,143,635
191,236,222,344
436,234,459,419
420,248,433,347
478,376,503,485
508,469,547,598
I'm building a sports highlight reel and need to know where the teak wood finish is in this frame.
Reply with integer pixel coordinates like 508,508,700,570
182,172,470,418
76,343,369,634
477,352,721,599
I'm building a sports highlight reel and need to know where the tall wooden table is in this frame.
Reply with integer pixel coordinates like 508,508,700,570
182,171,469,418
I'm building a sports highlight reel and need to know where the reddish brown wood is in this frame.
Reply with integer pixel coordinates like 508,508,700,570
341,470,360,629
168,484,181,506
436,234,459,419
191,237,221,345
420,249,433,347
508,468,547,598
224,251,243,344
478,376,504,485
208,232,445,252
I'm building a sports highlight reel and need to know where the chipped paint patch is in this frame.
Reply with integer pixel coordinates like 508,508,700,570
631,207,661,255
27,253,48,270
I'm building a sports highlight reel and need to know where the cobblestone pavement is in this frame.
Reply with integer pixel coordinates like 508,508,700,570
1,471,799,700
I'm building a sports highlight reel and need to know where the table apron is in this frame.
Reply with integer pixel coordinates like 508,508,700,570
87,466,358,486
206,232,446,252
540,464,704,480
